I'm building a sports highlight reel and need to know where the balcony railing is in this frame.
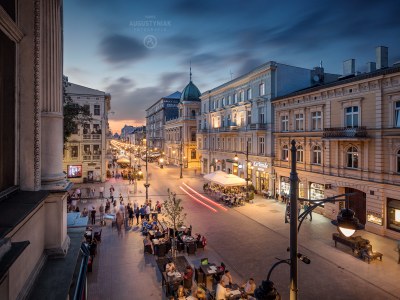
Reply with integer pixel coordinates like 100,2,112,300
83,134,91,140
323,126,367,138
83,155,91,161
249,123,267,130
92,134,101,140
92,155,101,160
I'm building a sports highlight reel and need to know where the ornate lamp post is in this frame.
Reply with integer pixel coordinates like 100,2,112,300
143,138,150,201
234,138,250,200
255,140,365,300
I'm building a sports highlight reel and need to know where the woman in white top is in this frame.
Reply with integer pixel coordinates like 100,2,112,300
215,279,230,300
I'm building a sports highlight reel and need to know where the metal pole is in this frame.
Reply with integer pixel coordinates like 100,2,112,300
289,140,298,300
180,127,183,179
145,138,150,200
246,139,249,199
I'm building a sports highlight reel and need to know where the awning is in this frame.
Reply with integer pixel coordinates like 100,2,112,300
203,171,250,187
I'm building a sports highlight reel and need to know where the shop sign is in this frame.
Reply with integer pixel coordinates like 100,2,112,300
88,163,96,166
253,161,269,169
367,210,383,226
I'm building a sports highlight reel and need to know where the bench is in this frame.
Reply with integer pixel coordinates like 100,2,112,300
360,243,383,264
332,233,369,256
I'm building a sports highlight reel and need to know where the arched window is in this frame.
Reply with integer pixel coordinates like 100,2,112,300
297,145,304,163
312,145,322,165
396,150,400,173
346,146,358,169
282,145,289,161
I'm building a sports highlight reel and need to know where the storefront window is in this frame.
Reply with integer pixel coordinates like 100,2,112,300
309,182,325,206
387,198,400,233
280,176,290,196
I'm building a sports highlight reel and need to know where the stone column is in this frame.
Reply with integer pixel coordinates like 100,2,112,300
40,0,69,191
40,0,70,256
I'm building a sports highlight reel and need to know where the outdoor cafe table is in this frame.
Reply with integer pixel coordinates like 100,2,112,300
162,271,184,296
227,284,246,299
200,263,219,291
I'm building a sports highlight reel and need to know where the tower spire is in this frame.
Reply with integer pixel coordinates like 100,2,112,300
190,61,192,81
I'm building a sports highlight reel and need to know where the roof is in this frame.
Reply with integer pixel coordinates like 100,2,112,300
272,65,400,101
164,91,182,99
180,81,201,102
65,82,106,96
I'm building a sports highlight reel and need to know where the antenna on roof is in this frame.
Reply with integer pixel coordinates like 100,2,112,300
190,61,192,81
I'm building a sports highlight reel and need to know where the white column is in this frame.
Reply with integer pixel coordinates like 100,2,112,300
40,0,69,191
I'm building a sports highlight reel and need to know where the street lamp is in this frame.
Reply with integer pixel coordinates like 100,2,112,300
143,138,150,201
159,157,164,169
255,140,365,300
179,127,183,179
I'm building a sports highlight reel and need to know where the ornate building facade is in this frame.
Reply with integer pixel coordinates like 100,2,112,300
145,91,181,150
63,79,111,183
273,47,400,239
0,1,78,298
164,76,201,169
197,62,322,193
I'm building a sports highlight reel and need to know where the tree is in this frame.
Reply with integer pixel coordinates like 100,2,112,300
161,191,187,258
63,92,92,145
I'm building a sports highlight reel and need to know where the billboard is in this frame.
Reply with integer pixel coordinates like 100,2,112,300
67,165,82,178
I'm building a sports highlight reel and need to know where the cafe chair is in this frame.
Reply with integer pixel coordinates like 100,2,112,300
195,268,205,285
187,242,196,255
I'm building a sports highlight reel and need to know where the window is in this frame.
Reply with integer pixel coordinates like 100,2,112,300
395,101,400,127
227,114,231,126
227,138,231,151
248,138,252,153
233,93,238,103
83,123,90,134
204,137,208,148
295,113,304,131
240,90,244,102
217,138,220,149
94,104,100,115
346,146,358,169
191,149,196,159
191,110,196,117
297,146,304,163
83,145,91,155
228,95,231,105
247,110,252,125
240,138,244,152
397,150,400,173
247,88,252,100
345,106,359,128
71,146,79,158
191,132,196,142
240,113,245,126
93,145,100,155
259,137,265,155
312,146,322,165
198,138,202,150
84,104,90,113
312,111,322,130
259,83,265,96
93,124,101,133
282,145,289,161
221,98,225,107
281,115,288,132
258,107,265,124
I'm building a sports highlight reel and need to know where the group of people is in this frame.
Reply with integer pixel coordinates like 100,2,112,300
216,269,256,300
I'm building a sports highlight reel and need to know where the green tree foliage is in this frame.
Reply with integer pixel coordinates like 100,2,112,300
63,93,92,144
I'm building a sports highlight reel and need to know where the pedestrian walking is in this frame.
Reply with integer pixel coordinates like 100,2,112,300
135,206,140,225
116,209,124,237
90,206,96,225
128,204,134,226
99,203,105,223
99,186,104,198
139,205,146,222
145,203,151,221
105,199,110,213
109,185,115,198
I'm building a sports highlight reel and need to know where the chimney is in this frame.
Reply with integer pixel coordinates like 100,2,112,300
376,46,388,69
343,59,355,76
366,62,376,73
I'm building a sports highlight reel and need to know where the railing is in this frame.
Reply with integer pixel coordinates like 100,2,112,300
323,126,367,138
72,243,90,300
92,155,101,160
83,155,91,161
249,123,267,130
83,134,91,140
92,134,101,140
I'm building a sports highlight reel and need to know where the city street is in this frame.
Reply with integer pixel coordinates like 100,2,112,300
82,162,400,300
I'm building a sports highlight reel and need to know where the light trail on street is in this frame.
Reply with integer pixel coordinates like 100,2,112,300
182,182,228,211
179,186,218,213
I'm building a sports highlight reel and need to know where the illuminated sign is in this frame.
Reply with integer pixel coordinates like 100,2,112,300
67,165,82,178
253,161,269,169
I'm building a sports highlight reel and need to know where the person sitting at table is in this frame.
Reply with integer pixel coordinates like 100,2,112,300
154,228,164,238
183,265,193,290
216,278,230,300
196,286,207,300
165,260,176,273
175,285,185,300
195,233,202,242
242,278,256,295
221,270,233,288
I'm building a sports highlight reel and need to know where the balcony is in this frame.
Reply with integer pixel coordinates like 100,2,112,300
83,134,91,140
248,123,267,131
323,126,368,139
92,134,101,140
92,155,101,160
83,155,91,161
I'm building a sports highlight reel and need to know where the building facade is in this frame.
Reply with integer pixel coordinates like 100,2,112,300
63,80,111,183
0,1,81,298
197,61,321,193
165,78,201,169
273,48,400,239
145,91,181,150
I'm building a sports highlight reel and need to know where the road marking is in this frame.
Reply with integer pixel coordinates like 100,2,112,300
179,186,218,213
182,182,228,211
